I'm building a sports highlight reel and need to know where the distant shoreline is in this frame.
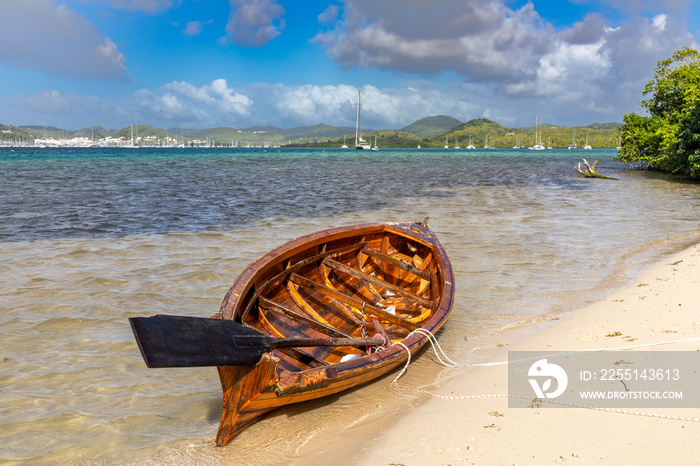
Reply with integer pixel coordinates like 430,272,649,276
0,143,622,151
2,117,622,149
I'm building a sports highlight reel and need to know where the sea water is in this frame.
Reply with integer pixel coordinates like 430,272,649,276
2,147,700,464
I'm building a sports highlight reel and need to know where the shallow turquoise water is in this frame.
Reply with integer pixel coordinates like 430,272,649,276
2,147,699,463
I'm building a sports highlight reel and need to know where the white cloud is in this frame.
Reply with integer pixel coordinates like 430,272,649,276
136,79,254,125
312,0,699,125
318,5,339,23
314,0,554,83
106,0,174,14
561,13,608,45
651,13,667,30
0,0,127,81
134,89,212,124
4,0,699,132
184,19,214,36
225,0,285,47
131,81,487,129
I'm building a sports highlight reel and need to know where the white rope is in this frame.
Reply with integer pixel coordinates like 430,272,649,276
410,328,462,367
413,390,700,422
391,342,411,383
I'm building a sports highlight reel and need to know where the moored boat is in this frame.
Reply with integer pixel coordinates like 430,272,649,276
130,219,455,446
355,91,371,150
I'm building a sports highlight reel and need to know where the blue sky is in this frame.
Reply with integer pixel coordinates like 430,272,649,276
1,0,699,131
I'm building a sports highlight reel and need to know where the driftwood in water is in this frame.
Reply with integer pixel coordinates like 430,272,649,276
575,159,617,180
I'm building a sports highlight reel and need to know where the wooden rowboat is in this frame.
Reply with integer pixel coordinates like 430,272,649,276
130,219,455,446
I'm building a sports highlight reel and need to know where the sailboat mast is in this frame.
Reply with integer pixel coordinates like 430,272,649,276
355,90,361,147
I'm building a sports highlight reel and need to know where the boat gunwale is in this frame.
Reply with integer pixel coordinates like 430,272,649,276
216,221,455,376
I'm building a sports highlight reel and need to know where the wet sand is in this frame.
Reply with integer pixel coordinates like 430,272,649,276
292,244,700,465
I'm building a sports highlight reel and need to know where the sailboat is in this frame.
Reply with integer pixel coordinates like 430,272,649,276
583,132,592,150
466,135,475,149
454,136,460,149
531,116,545,150
483,135,494,149
354,91,371,150
341,135,348,149
568,129,577,149
444,137,449,149
371,134,379,150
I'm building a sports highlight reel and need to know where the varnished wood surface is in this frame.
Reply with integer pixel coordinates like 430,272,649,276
213,221,455,446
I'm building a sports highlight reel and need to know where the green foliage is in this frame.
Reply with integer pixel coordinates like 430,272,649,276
306,130,422,148
618,47,700,177
584,122,623,131
111,125,176,139
667,101,700,176
0,124,35,142
617,113,666,168
641,48,700,120
400,115,463,138
175,124,357,145
424,119,620,149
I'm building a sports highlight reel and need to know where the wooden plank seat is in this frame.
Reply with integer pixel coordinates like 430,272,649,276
258,297,352,339
322,257,434,309
289,273,420,331
273,347,331,368
360,246,432,280
240,242,367,320
256,307,337,369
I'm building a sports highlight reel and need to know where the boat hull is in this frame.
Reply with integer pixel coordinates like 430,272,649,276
212,221,455,446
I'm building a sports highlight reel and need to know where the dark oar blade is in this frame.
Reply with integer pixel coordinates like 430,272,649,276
129,314,387,368
129,315,269,367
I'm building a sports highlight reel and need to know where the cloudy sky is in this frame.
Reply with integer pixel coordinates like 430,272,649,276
1,0,699,130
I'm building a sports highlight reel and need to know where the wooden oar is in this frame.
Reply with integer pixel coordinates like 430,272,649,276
129,315,383,368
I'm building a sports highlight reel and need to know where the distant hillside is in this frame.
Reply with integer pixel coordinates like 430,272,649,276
1,124,36,142
20,125,64,132
4,118,624,148
283,123,356,138
170,124,357,145
400,115,462,139
111,125,176,140
300,129,423,148
583,122,623,131
174,127,241,142
427,118,514,147
426,119,622,149
73,125,113,139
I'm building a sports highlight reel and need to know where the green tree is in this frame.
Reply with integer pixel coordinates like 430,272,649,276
617,47,700,176
667,102,700,177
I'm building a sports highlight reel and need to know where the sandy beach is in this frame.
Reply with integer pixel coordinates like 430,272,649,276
292,243,700,465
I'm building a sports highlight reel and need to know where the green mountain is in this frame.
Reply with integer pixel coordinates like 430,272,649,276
420,119,621,149
73,125,113,139
296,129,423,148
169,123,356,145
1,124,36,142
583,122,622,131
111,125,176,140
20,125,64,133
3,118,624,148
400,115,462,139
